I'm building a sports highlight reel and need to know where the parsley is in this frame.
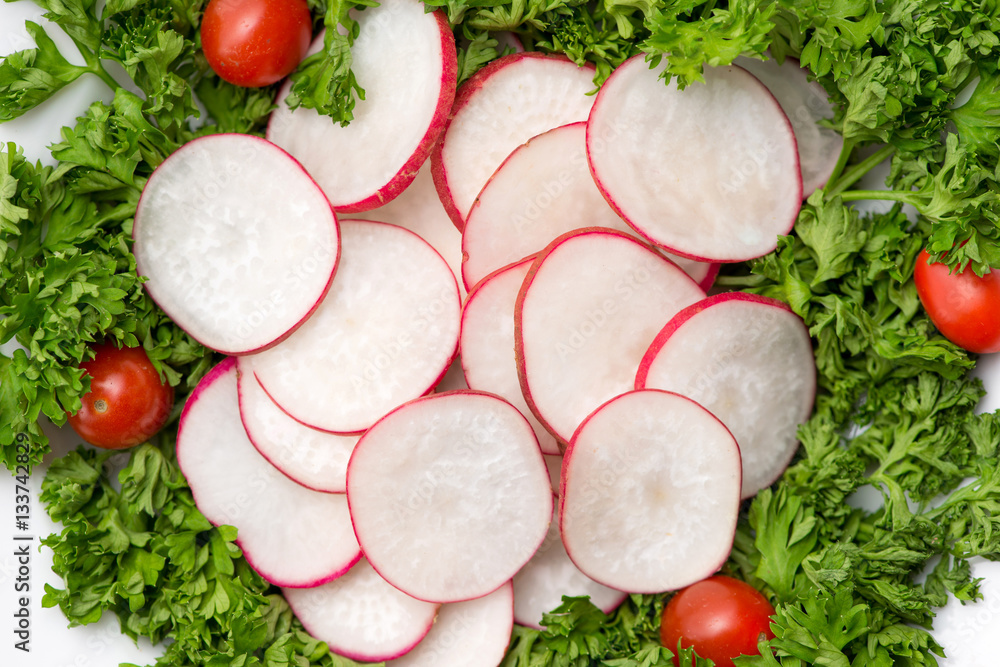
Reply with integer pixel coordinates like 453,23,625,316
0,0,278,471
285,0,378,125
41,438,367,667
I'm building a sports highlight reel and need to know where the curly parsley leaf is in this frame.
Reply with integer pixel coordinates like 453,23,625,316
502,594,714,666
642,0,776,88
285,0,376,125
41,439,370,667
0,21,112,121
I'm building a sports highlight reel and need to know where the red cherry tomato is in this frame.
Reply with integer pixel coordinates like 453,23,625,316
913,248,1000,353
67,343,174,450
200,0,313,88
660,575,775,667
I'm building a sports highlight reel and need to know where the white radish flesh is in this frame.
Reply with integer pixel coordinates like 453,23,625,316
267,0,457,211
460,259,560,455
461,122,715,291
283,558,439,662
432,53,596,229
513,505,627,629
560,389,741,593
176,359,361,588
237,369,359,493
736,56,843,196
354,162,466,298
387,582,514,667
347,391,553,603
133,133,339,355
587,57,801,262
516,228,705,444
244,219,461,433
636,292,815,498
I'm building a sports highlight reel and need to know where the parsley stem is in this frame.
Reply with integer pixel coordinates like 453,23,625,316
714,273,766,288
826,145,896,199
824,138,856,192
836,189,915,205
90,67,121,95
79,48,121,95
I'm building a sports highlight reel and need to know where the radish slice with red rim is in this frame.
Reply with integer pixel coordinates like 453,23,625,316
636,292,815,498
560,389,741,593
515,228,705,444
237,369,359,493
353,162,466,298
244,219,461,434
133,133,339,355
512,504,627,629
587,57,802,262
386,582,514,667
735,55,843,196
177,359,361,588
432,53,596,229
283,558,440,662
267,0,457,211
461,259,560,455
347,391,553,603
461,122,715,291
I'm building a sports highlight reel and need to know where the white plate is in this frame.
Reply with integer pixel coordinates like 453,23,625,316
0,2,997,663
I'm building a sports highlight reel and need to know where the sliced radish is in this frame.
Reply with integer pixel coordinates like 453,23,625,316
587,57,801,262
560,389,741,593
353,162,465,298
387,582,514,667
176,359,361,588
461,122,716,291
347,391,552,603
513,505,627,629
735,56,843,196
460,259,560,455
267,0,457,211
515,228,705,444
244,219,461,433
283,558,439,662
432,53,596,229
133,133,339,355
636,292,815,498
237,369,358,493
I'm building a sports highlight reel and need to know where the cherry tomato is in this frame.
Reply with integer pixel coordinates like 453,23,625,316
67,343,174,450
200,0,312,88
913,248,1000,354
660,575,775,667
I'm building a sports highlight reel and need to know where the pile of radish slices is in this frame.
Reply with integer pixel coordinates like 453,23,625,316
132,0,832,661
